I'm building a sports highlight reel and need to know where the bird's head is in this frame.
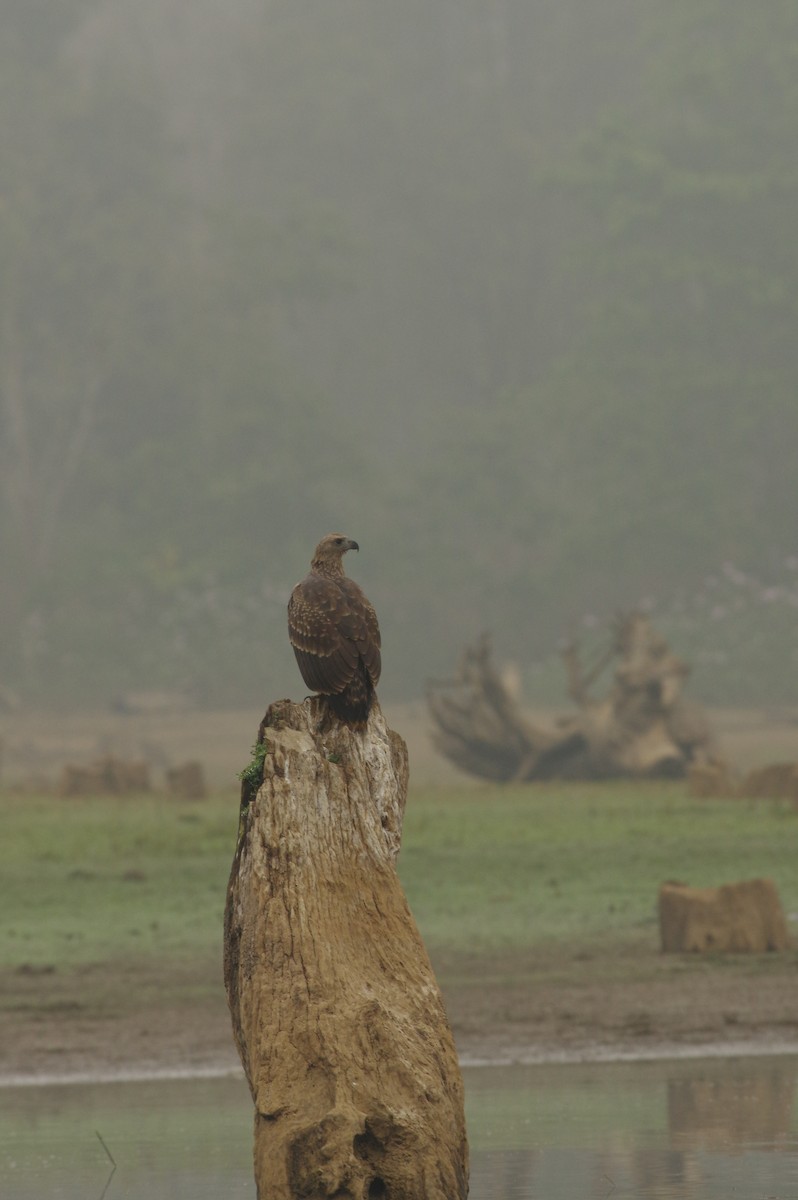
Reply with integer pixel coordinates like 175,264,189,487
311,533,359,573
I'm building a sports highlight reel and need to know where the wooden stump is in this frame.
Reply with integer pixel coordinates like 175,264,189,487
165,760,207,799
58,756,151,796
224,698,468,1200
739,762,798,802
687,761,738,799
658,878,791,953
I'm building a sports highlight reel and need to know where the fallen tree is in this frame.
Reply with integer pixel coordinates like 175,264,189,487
427,615,716,782
224,697,468,1200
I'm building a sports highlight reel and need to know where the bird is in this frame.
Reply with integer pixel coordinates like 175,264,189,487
288,533,381,729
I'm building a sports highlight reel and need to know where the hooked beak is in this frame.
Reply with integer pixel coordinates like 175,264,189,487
347,539,360,552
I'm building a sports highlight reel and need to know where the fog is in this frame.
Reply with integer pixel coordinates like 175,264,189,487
2,0,797,711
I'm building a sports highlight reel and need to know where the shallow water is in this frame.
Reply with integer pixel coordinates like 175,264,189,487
1,1055,797,1199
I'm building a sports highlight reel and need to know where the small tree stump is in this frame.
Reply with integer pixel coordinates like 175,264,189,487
165,760,207,799
687,761,739,799
739,762,798,802
658,878,791,953
59,756,151,796
224,698,468,1200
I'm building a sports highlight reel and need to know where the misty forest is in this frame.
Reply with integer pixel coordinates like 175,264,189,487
2,0,797,711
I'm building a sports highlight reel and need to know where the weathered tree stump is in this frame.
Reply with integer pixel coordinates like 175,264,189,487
165,760,207,799
58,756,151,796
739,762,798,802
658,878,791,953
687,761,739,799
224,697,468,1200
688,760,798,803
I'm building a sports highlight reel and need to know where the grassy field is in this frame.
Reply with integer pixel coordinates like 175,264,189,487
2,780,796,981
1,790,235,973
401,782,798,960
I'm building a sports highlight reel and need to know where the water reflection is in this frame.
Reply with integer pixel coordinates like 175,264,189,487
467,1056,798,1200
0,1055,796,1199
668,1060,796,1150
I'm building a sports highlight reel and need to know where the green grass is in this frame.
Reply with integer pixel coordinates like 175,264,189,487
1,782,796,977
0,791,239,970
399,782,798,958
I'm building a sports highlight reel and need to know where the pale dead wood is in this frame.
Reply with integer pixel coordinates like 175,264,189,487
427,616,717,782
224,697,468,1200
658,879,791,953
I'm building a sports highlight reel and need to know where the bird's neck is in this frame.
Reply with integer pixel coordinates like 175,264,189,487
312,559,345,579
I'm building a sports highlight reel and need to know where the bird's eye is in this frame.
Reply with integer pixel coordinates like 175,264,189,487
334,537,344,545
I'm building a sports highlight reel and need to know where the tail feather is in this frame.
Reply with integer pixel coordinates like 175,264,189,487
328,662,375,730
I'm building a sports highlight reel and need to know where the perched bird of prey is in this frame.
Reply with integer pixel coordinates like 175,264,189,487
288,534,381,729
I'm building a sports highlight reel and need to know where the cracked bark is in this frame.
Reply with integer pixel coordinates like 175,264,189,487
224,697,469,1200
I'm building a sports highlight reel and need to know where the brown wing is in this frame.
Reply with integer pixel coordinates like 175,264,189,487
336,578,381,686
288,574,369,695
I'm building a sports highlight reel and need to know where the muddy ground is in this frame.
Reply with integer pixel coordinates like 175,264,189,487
3,941,797,1084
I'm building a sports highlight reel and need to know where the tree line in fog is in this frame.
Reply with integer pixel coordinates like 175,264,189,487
2,1,797,707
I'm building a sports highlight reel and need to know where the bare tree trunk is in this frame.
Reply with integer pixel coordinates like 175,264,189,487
224,698,468,1200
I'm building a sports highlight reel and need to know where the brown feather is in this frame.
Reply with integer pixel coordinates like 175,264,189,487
287,534,381,728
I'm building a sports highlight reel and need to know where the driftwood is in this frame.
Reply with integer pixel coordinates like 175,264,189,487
224,697,468,1200
427,616,715,782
